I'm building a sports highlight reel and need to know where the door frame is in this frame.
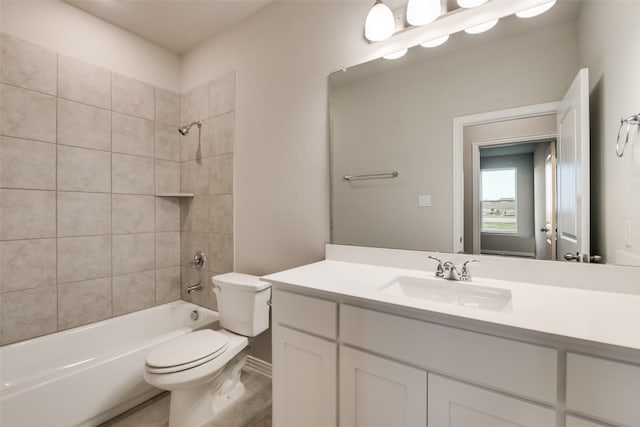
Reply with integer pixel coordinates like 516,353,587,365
452,101,560,254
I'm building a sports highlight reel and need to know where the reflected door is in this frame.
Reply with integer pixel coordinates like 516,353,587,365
556,68,590,262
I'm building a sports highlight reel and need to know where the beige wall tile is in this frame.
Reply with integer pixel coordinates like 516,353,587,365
182,196,209,233
112,154,155,195
205,112,234,157
156,231,180,268
155,160,180,194
1,84,56,143
0,137,55,190
156,88,180,126
180,121,206,162
58,54,111,109
0,239,56,293
0,189,55,240
112,194,155,234
186,159,209,195
208,72,235,118
181,232,208,267
181,84,208,124
58,277,112,330
112,270,155,315
181,266,213,309
112,112,155,158
112,73,154,120
209,233,234,273
112,233,155,275
57,235,111,283
208,194,234,234
57,99,111,151
57,145,111,192
1,286,57,344
57,192,111,237
156,197,180,232
156,267,181,304
208,154,233,195
156,123,180,161
1,33,57,95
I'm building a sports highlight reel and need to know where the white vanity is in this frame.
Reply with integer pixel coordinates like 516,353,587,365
264,245,640,427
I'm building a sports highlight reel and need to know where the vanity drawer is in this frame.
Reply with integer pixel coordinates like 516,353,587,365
340,305,557,403
272,289,337,339
566,352,640,426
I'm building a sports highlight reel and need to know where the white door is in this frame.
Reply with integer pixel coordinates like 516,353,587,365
428,374,556,427
272,326,337,427
340,346,427,427
556,68,590,262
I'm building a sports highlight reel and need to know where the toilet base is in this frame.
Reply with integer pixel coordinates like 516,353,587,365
168,352,247,427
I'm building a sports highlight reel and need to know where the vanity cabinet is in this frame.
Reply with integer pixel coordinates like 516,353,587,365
339,346,427,427
272,290,337,427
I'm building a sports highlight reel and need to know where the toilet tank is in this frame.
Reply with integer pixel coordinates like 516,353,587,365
211,273,271,337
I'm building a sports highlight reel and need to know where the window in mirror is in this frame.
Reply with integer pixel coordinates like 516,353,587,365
481,168,517,234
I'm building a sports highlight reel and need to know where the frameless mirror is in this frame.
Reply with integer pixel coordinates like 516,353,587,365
329,0,640,266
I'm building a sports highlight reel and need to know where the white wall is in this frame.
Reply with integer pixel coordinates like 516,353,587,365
0,0,181,91
181,2,378,274
578,1,640,266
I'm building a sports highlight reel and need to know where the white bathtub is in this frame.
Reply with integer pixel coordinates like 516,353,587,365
0,301,218,427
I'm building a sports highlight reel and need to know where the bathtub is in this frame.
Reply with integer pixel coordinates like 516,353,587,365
0,301,218,427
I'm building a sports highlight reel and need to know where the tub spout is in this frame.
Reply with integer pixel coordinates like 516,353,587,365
186,282,203,294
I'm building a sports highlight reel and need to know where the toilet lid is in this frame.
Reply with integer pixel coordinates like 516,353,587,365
146,330,230,371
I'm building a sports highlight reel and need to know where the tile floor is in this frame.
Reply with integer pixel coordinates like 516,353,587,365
100,370,271,427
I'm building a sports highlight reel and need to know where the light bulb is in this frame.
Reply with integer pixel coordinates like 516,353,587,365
464,18,499,34
407,0,442,27
516,0,557,18
365,0,396,42
383,48,408,60
420,34,450,48
457,0,488,8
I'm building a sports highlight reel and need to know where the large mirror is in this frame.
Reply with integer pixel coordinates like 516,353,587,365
329,0,640,266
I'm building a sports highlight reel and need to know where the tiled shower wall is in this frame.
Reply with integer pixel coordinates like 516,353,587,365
0,33,183,345
179,73,235,310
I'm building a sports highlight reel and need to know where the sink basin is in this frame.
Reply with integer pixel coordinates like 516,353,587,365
380,276,512,312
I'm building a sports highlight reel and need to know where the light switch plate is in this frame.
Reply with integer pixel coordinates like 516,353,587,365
419,194,432,207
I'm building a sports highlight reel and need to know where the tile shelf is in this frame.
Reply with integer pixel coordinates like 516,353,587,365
155,193,194,198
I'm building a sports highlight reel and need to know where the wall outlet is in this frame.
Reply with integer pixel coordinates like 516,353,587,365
624,220,632,247
418,194,432,207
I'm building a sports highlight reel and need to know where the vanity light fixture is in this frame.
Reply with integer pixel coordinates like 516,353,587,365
383,48,408,60
406,0,442,27
364,0,396,42
516,0,556,18
464,18,499,34
420,34,450,48
457,0,488,8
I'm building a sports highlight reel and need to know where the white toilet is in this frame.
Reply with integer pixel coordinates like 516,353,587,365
144,273,271,427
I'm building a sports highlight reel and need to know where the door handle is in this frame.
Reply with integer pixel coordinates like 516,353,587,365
564,252,580,261
590,255,604,263
540,227,550,233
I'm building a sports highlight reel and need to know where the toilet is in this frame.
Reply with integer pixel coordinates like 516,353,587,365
144,273,271,427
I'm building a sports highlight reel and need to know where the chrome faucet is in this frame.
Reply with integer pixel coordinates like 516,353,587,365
428,256,479,281
186,282,203,294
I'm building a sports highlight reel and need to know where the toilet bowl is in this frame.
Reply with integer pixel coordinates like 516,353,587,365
143,273,271,427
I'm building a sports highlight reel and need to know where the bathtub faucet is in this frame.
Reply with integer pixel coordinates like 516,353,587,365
186,282,203,294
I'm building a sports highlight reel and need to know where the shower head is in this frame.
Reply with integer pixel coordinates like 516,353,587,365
178,121,202,136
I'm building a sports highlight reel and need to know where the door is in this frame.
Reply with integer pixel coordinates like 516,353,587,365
428,374,556,427
541,141,557,260
339,346,427,427
272,325,337,427
556,68,590,262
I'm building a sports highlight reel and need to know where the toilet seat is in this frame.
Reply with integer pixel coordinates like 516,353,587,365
146,330,230,374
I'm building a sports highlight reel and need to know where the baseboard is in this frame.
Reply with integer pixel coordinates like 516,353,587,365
244,355,272,378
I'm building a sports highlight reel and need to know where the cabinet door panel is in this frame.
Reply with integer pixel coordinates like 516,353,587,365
340,346,427,427
273,326,336,427
428,374,555,427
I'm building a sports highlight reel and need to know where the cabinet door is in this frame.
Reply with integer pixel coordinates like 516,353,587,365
272,325,336,427
428,374,556,427
340,346,427,427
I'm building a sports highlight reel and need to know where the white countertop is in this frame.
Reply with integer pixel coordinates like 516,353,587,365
263,259,640,351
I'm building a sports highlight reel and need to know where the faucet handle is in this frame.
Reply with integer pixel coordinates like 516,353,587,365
460,259,479,281
427,255,445,278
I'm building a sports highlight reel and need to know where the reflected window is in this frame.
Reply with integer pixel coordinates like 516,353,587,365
481,168,517,233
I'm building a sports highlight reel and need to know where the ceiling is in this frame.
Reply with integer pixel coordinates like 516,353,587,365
63,0,272,54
